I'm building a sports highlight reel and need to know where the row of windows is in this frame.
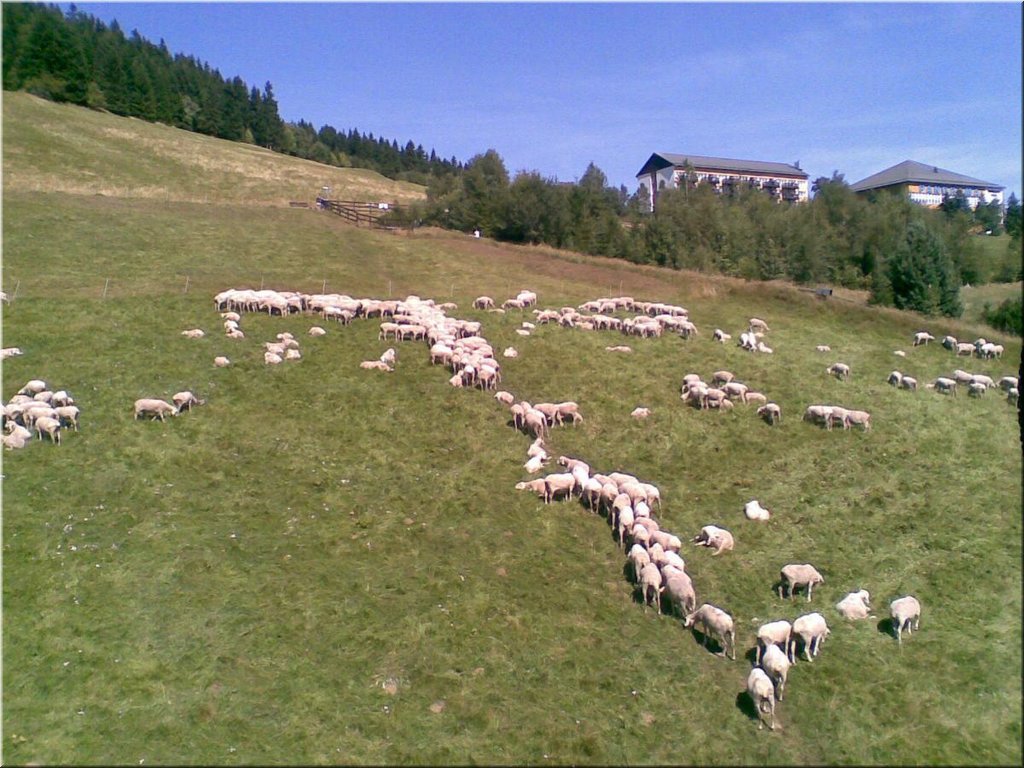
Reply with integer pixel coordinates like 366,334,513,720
917,185,985,197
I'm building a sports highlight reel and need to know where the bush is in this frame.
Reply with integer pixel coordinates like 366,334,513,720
983,295,1023,337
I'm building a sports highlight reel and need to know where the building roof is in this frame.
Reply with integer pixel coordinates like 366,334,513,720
636,152,807,179
850,160,1003,192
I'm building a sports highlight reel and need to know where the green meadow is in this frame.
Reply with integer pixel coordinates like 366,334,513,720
2,92,1021,765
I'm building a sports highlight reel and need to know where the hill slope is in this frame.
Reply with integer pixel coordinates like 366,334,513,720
2,92,426,206
2,94,1022,765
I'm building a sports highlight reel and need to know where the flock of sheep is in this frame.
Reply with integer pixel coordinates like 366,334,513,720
5,280,1013,735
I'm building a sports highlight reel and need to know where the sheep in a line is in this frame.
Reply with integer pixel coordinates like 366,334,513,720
889,595,921,645
803,404,834,427
683,603,736,659
638,562,663,612
744,391,769,406
927,377,958,396
779,563,825,601
746,668,776,731
955,342,976,356
941,335,958,350
756,620,792,665
912,331,935,346
513,478,547,501
998,376,1018,392
789,612,830,663
836,589,872,621
657,567,696,619
541,472,577,504
628,543,651,583
133,398,177,421
841,409,871,431
760,642,791,704
900,376,918,391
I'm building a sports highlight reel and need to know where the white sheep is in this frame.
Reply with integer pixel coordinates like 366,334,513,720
54,405,80,431
927,377,957,396
1008,387,1019,406
308,326,327,337
542,472,577,503
827,362,851,380
789,612,830,663
756,620,792,664
523,453,547,474
913,331,935,346
749,318,770,332
638,562,663,612
760,643,791,704
172,391,204,413
133,398,177,421
628,543,651,583
779,563,825,601
756,403,781,425
815,344,831,353
888,370,903,387
889,595,921,645
514,478,547,500
34,415,62,444
2,347,24,359
502,347,519,358
744,500,771,521
997,376,1018,392
265,351,284,365
683,603,736,659
631,407,651,420
712,329,732,343
181,328,206,339
693,525,734,555
900,376,918,391
494,390,516,406
842,409,871,431
660,569,697,617
214,356,231,368
746,668,776,731
836,589,872,620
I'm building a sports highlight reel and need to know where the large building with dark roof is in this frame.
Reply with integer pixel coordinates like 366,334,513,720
849,160,1004,210
635,152,809,210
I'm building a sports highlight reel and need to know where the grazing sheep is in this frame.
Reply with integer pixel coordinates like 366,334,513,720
827,362,851,380
631,407,651,419
54,405,80,431
133,398,177,421
746,668,776,730
692,525,734,555
927,377,958,396
34,415,62,444
683,603,736,659
660,569,697,617
836,589,872,620
628,544,651,583
756,620,792,664
214,356,231,367
888,370,903,387
494,390,516,406
18,380,47,396
756,403,781,425
711,370,735,386
1008,387,1019,406
968,382,987,398
815,344,831,353
744,391,768,406
749,318,770,332
900,376,918,391
760,643,791,703
997,376,1018,392
554,401,583,425
789,612,830,663
265,351,284,365
172,391,204,413
181,328,206,339
744,500,771,521
803,404,834,427
472,296,495,310
913,331,935,346
638,562,663,612
889,595,921,645
842,409,871,431
779,563,825,601
955,342,976,356
542,472,577,503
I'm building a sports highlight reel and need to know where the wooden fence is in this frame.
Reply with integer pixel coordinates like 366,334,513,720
316,198,399,228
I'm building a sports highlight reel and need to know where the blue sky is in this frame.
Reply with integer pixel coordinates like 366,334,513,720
67,2,1022,198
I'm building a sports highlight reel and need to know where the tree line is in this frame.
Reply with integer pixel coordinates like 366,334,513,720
4,3,1020,320
1,2,462,184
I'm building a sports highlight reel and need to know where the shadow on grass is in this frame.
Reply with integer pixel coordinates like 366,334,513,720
877,617,896,640
743,645,759,665
688,627,730,658
735,690,760,724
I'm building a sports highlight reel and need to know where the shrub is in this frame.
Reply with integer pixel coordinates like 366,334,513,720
983,295,1023,337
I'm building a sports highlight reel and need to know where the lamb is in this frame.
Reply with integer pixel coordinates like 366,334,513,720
361,360,392,372
308,326,327,337
756,620,792,664
842,409,871,431
759,643,791,704
756,342,773,355
524,452,548,473
815,344,831,353
172,391,204,413
472,296,495,310
749,318,770,332
836,589,872,620
683,603,736,659
526,437,547,458
660,569,697,617
692,525,734,555
744,391,768,406
713,329,732,343
638,562,663,612
779,563,825,601
913,331,935,346
631,406,651,420
133,398,177,421
900,376,918,391
756,403,781,425
888,370,903,387
380,348,397,367
181,328,206,339
214,356,231,367
265,351,284,365
744,500,771,521
889,595,921,645
711,370,735,386
746,668,776,731
827,362,851,380
955,342,976,356
968,382,987,398
789,612,830,662
503,347,518,358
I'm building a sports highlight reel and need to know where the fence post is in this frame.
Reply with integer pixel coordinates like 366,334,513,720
322,279,327,294
12,279,21,301
387,280,392,297
184,275,190,294
102,278,110,299
260,273,264,290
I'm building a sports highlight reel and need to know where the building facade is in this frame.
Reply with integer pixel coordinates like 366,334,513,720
635,152,809,211
850,160,1004,210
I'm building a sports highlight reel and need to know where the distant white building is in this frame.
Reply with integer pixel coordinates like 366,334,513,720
850,160,1004,210
636,152,809,211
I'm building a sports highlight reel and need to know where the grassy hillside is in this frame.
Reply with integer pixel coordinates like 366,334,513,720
2,96,1022,766
1,92,426,206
